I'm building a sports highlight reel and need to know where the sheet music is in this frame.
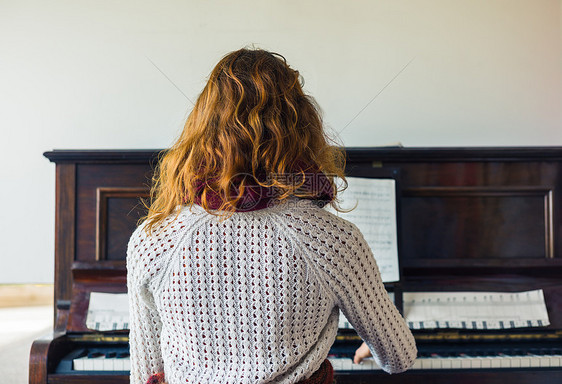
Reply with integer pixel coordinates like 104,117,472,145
404,290,550,330
329,177,399,282
86,292,130,331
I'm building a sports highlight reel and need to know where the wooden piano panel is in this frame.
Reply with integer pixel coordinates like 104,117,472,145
96,187,149,261
368,159,561,270
401,188,552,260
76,164,152,262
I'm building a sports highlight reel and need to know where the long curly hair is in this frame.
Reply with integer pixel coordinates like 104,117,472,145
144,48,346,233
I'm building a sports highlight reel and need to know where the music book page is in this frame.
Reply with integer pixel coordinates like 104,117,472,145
86,292,130,331
329,177,400,282
404,290,550,330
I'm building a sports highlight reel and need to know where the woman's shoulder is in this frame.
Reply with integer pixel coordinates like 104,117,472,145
282,199,359,230
126,207,204,269
278,199,364,245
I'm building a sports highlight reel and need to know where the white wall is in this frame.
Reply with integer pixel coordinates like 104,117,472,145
1,0,561,283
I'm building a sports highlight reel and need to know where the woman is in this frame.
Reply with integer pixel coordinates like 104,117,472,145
127,48,417,384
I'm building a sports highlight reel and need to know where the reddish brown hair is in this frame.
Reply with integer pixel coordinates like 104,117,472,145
144,48,345,232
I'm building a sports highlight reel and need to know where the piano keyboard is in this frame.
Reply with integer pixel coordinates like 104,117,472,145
329,348,562,371
59,347,562,373
73,351,130,371
55,347,130,373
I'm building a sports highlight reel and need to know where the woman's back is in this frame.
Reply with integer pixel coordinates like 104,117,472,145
128,48,416,384
127,199,416,384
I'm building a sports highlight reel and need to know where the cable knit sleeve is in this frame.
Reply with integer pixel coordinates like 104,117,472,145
297,209,417,374
127,226,165,384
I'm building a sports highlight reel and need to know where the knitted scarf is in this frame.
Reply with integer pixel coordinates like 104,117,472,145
193,169,334,212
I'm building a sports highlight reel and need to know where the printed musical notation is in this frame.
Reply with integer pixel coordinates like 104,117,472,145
403,290,550,330
329,177,400,283
86,292,130,331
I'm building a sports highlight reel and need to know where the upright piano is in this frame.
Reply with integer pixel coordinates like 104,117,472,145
30,147,562,384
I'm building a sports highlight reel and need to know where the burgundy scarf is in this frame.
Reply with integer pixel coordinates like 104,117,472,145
193,169,334,212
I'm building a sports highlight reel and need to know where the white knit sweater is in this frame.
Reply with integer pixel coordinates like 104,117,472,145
127,198,417,384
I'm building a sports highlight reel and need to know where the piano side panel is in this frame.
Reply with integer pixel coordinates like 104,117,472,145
29,334,74,384
54,164,76,318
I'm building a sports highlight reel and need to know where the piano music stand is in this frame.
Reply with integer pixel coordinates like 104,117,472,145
343,165,404,315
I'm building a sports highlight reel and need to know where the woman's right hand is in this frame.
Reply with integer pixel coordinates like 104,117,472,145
353,342,372,364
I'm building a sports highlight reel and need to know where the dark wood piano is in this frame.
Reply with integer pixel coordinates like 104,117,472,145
31,147,562,384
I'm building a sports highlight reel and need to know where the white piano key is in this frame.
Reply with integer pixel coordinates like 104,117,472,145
520,357,531,367
471,358,483,369
529,357,541,367
430,358,442,369
490,357,502,368
113,358,123,371
461,358,472,369
440,358,452,369
480,358,491,369
540,356,551,368
500,357,511,368
92,356,105,371
510,356,521,368
73,356,86,371
421,358,433,369
412,359,423,370
450,358,462,369
102,357,114,371
82,356,94,371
